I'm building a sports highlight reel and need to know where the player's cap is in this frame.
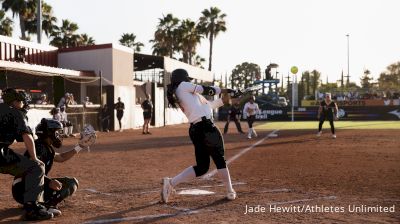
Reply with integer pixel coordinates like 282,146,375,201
2,88,26,104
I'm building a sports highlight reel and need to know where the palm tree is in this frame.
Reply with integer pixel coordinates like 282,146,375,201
78,33,95,46
1,0,33,40
0,10,13,36
198,7,227,71
151,13,180,57
119,33,144,52
176,19,202,64
25,1,58,37
49,19,80,48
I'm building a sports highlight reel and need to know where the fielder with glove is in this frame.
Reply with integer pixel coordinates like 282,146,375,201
12,118,96,217
317,93,339,139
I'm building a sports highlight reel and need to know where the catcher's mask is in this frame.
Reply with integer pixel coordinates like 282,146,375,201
171,69,193,86
36,118,63,148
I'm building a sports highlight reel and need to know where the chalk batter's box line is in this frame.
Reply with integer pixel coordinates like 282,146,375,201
81,182,248,196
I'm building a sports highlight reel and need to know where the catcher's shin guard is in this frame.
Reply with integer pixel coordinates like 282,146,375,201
45,177,79,206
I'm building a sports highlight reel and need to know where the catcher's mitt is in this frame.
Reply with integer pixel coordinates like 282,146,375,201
79,124,97,148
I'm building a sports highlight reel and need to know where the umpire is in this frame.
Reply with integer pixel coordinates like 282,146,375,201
0,88,53,220
223,102,244,134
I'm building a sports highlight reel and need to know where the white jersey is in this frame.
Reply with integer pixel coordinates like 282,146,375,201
243,102,259,117
175,82,223,123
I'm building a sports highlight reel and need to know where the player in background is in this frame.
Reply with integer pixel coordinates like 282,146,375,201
243,96,260,139
141,94,153,135
223,102,244,134
12,118,81,217
114,97,125,132
317,93,339,138
162,68,238,203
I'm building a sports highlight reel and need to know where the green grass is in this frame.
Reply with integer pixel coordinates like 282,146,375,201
256,120,400,130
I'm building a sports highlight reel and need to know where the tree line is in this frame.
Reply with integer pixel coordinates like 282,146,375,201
0,1,227,70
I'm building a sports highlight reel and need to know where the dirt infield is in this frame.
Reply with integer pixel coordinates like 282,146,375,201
1,122,399,223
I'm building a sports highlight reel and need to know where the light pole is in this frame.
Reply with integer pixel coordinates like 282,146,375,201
37,0,42,43
346,34,350,86
290,66,298,122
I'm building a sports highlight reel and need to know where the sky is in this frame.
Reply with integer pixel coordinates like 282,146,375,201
9,0,400,85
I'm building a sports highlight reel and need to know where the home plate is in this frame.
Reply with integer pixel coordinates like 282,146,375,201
268,133,278,137
178,189,215,195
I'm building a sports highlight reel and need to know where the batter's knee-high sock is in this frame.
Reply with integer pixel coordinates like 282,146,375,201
330,120,335,134
69,126,73,134
171,166,196,188
247,128,252,138
318,121,324,132
218,168,234,193
252,128,257,137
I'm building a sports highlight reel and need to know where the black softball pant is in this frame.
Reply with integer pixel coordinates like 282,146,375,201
0,146,45,204
189,119,226,177
247,115,256,128
318,117,335,134
13,176,79,207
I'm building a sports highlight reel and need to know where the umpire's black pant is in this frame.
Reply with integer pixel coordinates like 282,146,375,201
0,145,45,204
224,117,243,134
189,118,226,177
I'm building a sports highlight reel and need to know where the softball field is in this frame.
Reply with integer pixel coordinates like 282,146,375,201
0,121,399,223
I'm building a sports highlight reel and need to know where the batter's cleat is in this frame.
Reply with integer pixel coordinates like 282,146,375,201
226,190,237,200
252,130,258,138
161,177,174,203
332,134,336,139
247,134,251,139
316,131,322,137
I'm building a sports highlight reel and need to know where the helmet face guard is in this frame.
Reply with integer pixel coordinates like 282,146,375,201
36,118,63,148
51,130,63,148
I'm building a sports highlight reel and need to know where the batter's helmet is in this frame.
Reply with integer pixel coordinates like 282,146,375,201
36,118,63,148
171,69,193,85
2,88,26,105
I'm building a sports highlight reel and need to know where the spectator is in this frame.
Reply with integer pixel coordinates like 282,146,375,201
100,104,110,132
0,89,3,104
84,96,93,106
114,97,125,132
57,93,70,108
68,94,77,105
36,94,48,105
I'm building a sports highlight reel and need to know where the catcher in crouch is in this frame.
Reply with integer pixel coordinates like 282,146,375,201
12,118,96,216
162,68,240,203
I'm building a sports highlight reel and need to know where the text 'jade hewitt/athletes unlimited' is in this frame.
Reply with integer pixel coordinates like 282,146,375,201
244,204,396,214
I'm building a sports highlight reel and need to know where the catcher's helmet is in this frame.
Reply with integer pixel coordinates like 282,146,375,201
2,88,26,105
36,118,63,148
171,69,193,85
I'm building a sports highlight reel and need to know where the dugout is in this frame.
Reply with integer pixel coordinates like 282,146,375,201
0,60,101,132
